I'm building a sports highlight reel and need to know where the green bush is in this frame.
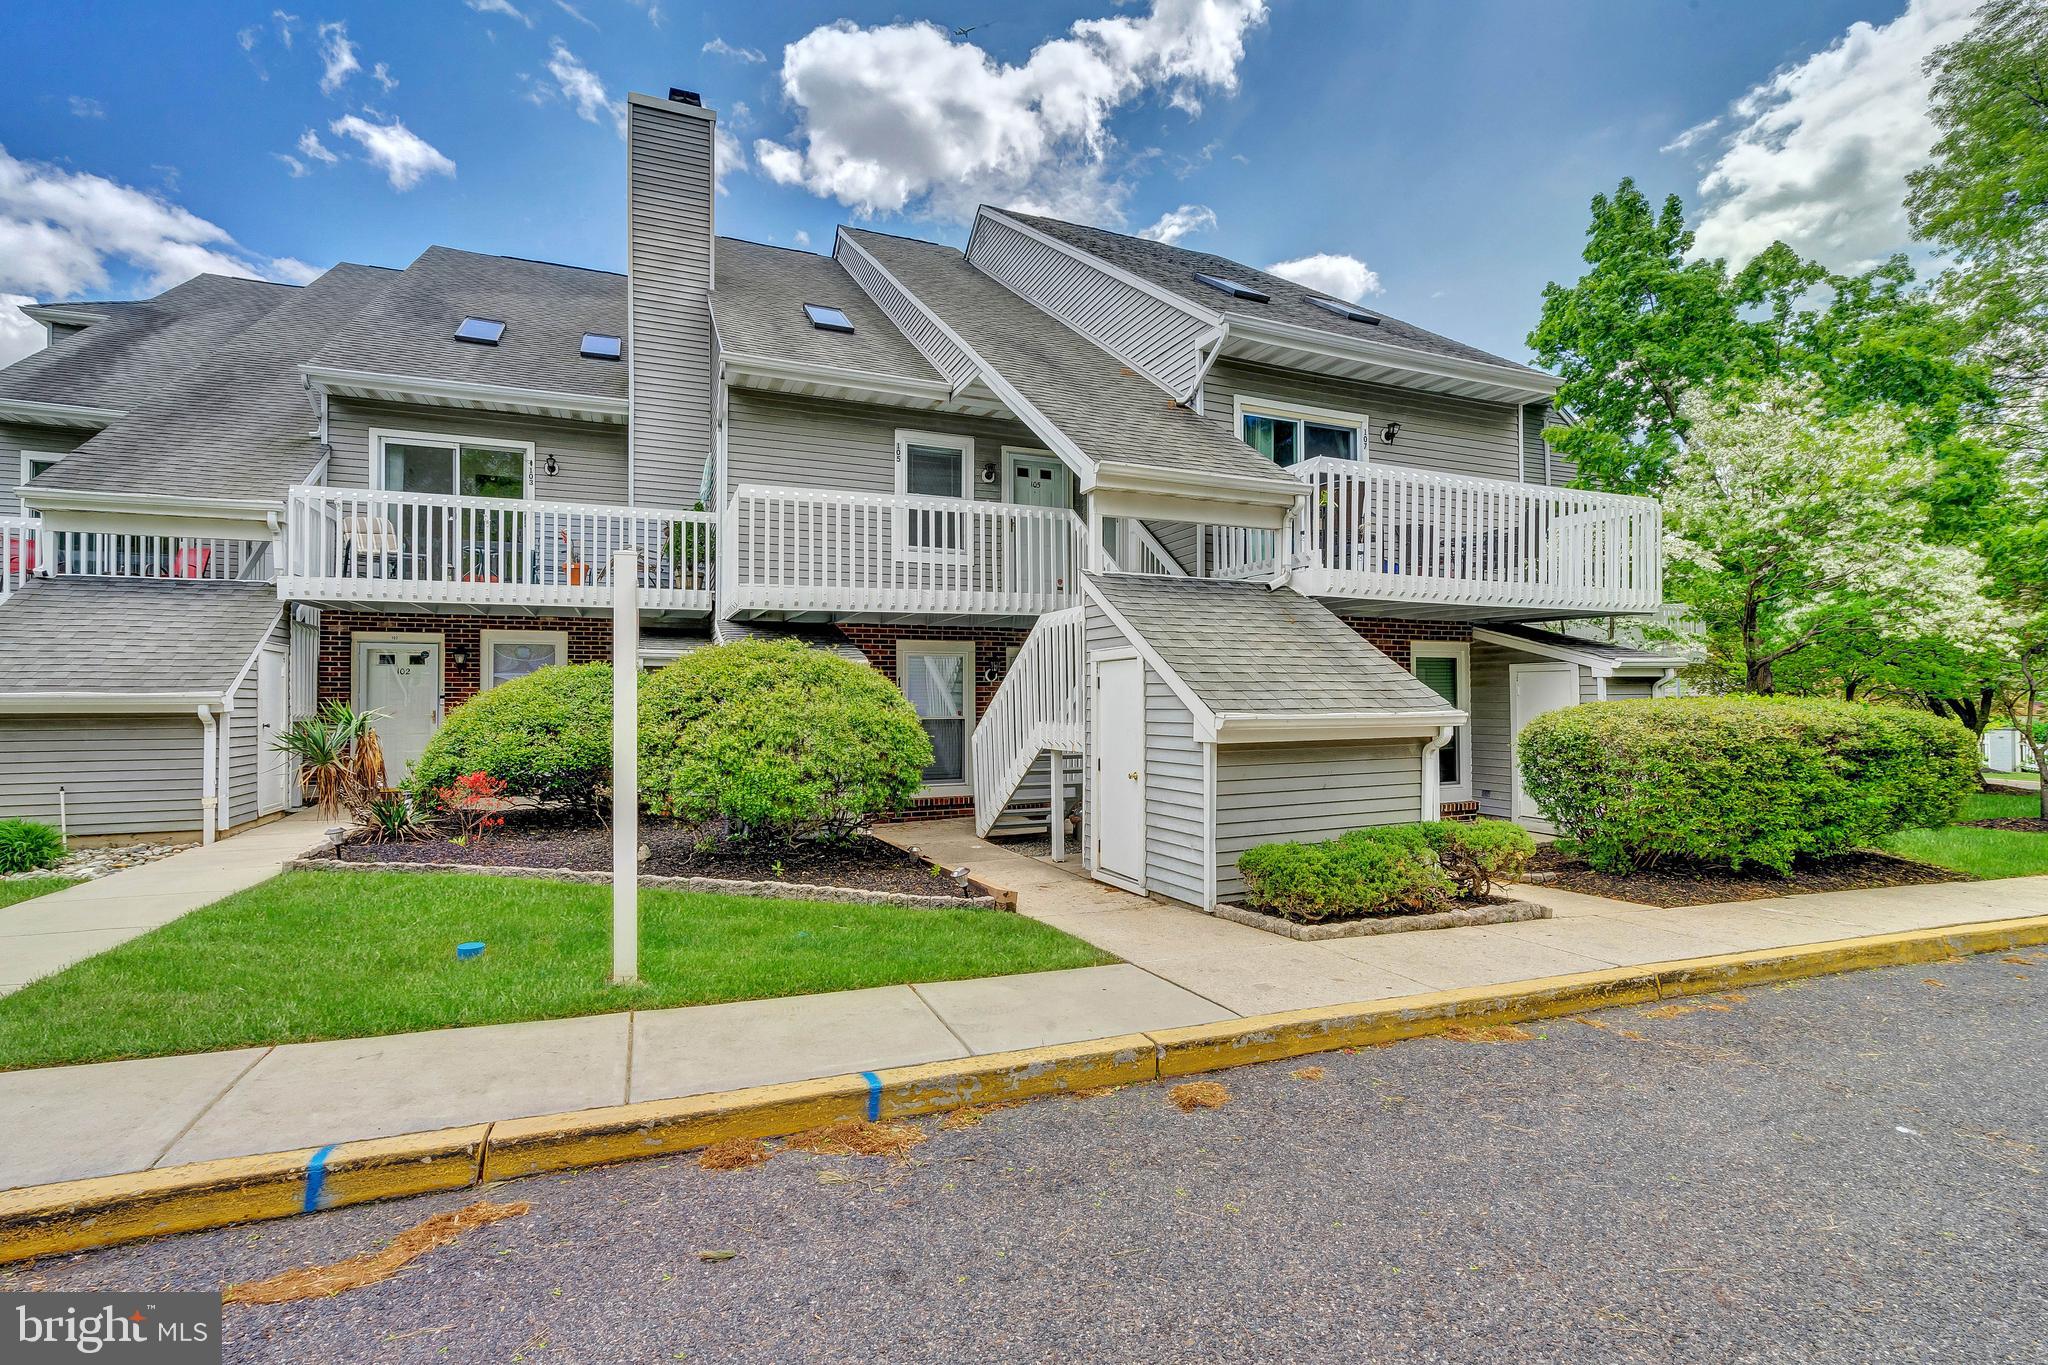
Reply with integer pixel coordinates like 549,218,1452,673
0,819,66,874
410,663,614,810
639,640,931,840
1518,697,1979,875
1234,820,1535,923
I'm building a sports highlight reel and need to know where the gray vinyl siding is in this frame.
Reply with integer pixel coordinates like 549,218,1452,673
1467,640,1603,818
967,214,1212,398
323,399,629,505
725,390,1045,500
0,715,204,836
1521,402,1549,484
227,648,261,826
837,237,976,388
626,98,716,509
1213,740,1424,903
1,422,87,514
1080,602,1209,906
1605,675,1657,701
1202,360,1524,483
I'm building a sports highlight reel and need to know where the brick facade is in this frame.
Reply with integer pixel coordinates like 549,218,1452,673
316,610,614,709
1336,617,1474,670
833,622,1033,721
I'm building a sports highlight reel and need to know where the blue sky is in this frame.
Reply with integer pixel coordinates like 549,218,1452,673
0,1,1977,367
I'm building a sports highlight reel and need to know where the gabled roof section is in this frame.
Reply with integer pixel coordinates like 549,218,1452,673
0,275,296,418
309,246,627,402
997,210,1555,396
0,579,281,708
840,228,1297,497
713,238,943,386
32,263,399,502
1473,623,1689,672
1084,574,1464,741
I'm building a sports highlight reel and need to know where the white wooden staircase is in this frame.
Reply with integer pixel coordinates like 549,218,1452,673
972,605,1086,840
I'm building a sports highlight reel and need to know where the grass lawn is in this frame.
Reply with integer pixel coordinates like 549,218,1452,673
0,869,1116,1071
0,877,83,910
1882,792,2048,881
1982,769,2040,785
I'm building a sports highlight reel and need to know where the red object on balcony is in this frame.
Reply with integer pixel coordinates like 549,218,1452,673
6,536,34,577
171,545,212,579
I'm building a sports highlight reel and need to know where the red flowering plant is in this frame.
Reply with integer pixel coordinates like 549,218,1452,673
434,770,510,845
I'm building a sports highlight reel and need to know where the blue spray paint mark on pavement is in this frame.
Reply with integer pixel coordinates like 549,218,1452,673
860,1071,881,1122
303,1143,338,1212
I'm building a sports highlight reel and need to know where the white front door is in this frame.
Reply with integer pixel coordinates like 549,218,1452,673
1007,451,1071,509
1509,663,1580,829
357,638,443,786
257,645,293,814
1094,652,1146,890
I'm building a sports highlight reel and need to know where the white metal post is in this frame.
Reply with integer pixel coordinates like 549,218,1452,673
611,548,640,985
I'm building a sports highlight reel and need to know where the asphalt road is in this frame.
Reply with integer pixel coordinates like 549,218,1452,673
7,955,2045,1364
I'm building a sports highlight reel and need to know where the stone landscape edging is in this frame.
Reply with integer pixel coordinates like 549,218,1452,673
285,856,1001,911
1212,898,1549,940
6,913,2046,1265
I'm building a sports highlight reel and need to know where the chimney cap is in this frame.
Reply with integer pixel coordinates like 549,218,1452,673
669,88,703,107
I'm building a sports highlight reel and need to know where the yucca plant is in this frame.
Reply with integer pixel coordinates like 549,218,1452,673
271,703,388,814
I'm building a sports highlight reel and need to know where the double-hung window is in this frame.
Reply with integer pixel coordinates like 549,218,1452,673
894,430,972,558
897,641,975,792
1235,399,1367,469
1410,641,1471,801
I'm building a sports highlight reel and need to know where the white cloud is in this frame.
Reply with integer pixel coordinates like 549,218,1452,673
296,129,339,164
0,144,314,313
465,0,533,27
273,10,299,48
328,114,456,190
714,125,746,192
1266,252,1382,301
1137,203,1214,244
371,62,398,92
1689,0,1978,269
623,0,662,28
316,20,360,94
274,153,309,178
238,24,261,52
793,228,811,247
68,96,106,119
0,295,41,370
554,0,597,29
752,0,1270,223
268,257,324,285
545,39,625,138
704,36,765,63
1659,115,1719,155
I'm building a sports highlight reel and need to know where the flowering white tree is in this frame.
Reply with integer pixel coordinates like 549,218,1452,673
1663,381,2003,694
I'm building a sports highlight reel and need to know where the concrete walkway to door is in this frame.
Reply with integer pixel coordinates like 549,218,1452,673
873,818,2048,1016
0,812,331,995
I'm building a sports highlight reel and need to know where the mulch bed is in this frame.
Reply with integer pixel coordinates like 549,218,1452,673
1526,845,1965,908
1962,818,2048,833
335,808,975,900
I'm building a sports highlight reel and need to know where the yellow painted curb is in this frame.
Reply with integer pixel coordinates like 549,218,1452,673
1653,915,2048,996
877,1034,1156,1118
0,1124,488,1265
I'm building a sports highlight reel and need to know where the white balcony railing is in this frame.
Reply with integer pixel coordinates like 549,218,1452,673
45,530,269,582
279,487,715,611
723,485,1086,617
972,604,1086,836
1,515,41,604
1212,459,1662,614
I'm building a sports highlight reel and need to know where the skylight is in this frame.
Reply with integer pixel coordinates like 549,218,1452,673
803,303,855,334
1193,272,1269,303
1308,297,1381,325
580,332,623,360
455,316,507,346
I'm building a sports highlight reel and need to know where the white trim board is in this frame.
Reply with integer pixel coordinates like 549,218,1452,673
1472,626,1688,675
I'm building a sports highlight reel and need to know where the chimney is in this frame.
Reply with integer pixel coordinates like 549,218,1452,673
625,89,716,509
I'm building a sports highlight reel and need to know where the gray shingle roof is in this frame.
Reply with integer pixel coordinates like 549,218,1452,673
1481,622,1689,667
309,247,627,399
0,275,296,414
997,210,1546,378
712,617,870,665
1087,574,1461,719
34,263,400,501
842,229,1297,492
713,239,941,383
0,579,280,699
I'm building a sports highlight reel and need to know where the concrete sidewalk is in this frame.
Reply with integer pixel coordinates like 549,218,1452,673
0,812,331,995
2,816,2043,1193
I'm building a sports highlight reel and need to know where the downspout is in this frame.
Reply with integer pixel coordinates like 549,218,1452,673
197,706,218,847
216,696,235,837
1420,725,1454,821
1655,667,1679,698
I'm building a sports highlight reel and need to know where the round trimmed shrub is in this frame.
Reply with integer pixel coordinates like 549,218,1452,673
639,639,931,840
1518,697,1978,875
409,662,614,809
0,818,66,874
1236,824,1454,923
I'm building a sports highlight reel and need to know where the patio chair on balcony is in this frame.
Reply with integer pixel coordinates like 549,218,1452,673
341,513,408,581
170,545,212,579
6,533,35,578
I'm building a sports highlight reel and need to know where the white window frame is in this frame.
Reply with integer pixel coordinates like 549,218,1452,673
893,429,973,562
1410,640,1471,802
369,427,535,497
896,639,976,796
17,450,63,508
478,629,571,691
1231,395,1370,469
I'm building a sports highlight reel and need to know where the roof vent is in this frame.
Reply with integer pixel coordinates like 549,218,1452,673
803,303,854,334
455,316,507,346
1193,271,1269,303
581,332,623,360
669,88,703,107
1308,297,1381,325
